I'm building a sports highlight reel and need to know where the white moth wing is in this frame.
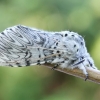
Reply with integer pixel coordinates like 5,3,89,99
0,25,56,67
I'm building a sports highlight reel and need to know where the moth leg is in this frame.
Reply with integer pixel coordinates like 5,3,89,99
73,59,85,66
85,74,89,81
78,64,88,81
52,64,59,70
87,59,97,69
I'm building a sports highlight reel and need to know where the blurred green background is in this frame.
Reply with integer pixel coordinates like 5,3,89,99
0,0,100,100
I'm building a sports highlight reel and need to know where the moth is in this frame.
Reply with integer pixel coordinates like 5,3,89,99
0,25,97,80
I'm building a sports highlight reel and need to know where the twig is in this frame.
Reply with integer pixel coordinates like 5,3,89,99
43,64,100,84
